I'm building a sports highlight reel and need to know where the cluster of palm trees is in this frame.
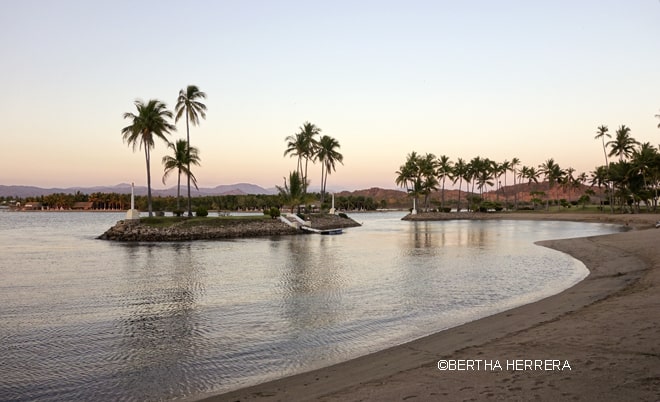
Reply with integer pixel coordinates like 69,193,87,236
395,118,660,213
121,85,206,217
592,124,660,212
282,122,343,206
395,152,591,212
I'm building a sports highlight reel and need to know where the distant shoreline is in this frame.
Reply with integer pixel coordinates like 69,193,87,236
401,210,658,229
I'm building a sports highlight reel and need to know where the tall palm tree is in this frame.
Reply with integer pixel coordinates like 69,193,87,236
499,160,512,207
175,85,207,216
284,122,320,194
594,125,614,212
162,139,201,210
122,99,175,217
436,155,453,210
452,158,468,212
316,135,343,204
655,109,660,129
595,125,611,167
607,125,638,162
510,157,521,210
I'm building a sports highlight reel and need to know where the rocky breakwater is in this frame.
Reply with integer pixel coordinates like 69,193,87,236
98,214,361,242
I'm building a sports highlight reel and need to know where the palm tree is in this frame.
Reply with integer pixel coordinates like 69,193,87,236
175,85,207,216
607,125,638,161
418,153,439,211
510,157,521,210
452,158,468,212
277,171,306,213
436,155,453,210
162,139,201,210
122,99,176,217
519,166,539,186
655,109,660,129
284,122,320,194
396,152,426,211
595,125,611,167
594,125,614,212
499,160,512,208
563,167,576,204
538,158,564,209
316,135,343,204
475,158,495,197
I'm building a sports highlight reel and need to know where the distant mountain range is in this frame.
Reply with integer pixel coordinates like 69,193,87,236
0,183,279,198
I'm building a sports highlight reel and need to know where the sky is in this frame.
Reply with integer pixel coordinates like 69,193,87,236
1,0,659,191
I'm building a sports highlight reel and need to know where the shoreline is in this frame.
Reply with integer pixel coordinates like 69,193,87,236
198,212,660,401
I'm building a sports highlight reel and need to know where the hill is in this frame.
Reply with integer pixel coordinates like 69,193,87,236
0,183,276,198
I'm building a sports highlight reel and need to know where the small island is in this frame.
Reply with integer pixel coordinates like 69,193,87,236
98,213,361,242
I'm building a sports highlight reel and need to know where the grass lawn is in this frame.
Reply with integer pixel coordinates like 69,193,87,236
140,215,271,228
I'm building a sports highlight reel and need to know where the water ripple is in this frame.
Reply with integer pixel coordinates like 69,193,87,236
0,212,622,401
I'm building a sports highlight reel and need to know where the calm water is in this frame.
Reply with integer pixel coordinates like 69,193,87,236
0,211,622,401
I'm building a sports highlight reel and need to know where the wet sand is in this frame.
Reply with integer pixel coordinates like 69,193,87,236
198,213,660,401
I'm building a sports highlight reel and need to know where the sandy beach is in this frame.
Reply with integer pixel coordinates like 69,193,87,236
199,213,660,401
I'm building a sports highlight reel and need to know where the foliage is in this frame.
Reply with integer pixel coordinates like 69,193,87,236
195,207,208,217
265,207,280,218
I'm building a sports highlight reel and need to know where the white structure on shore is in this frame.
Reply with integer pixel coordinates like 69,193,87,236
329,193,336,214
126,182,140,220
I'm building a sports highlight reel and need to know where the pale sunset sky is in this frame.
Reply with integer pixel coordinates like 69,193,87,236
1,1,659,191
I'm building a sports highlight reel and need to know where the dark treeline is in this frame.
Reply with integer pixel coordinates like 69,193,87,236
1,192,382,212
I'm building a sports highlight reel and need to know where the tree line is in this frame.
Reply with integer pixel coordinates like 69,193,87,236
2,192,381,213
396,119,660,213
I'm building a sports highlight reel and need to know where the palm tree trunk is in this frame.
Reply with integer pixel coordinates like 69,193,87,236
457,178,462,213
145,146,153,217
176,170,181,210
601,139,614,213
513,172,517,210
441,177,446,209
320,162,326,203
504,173,508,209
303,157,309,194
186,114,192,217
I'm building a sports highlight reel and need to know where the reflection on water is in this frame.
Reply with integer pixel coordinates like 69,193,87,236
0,212,623,401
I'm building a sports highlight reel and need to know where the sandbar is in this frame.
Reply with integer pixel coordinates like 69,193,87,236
197,212,660,401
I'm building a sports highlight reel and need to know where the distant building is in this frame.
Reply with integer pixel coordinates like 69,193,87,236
72,202,94,210
23,202,42,210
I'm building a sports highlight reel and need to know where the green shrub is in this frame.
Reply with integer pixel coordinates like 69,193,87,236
442,207,451,213
173,209,184,217
195,207,208,217
338,212,349,219
268,207,280,218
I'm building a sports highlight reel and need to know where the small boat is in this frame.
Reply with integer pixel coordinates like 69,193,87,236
320,228,343,235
